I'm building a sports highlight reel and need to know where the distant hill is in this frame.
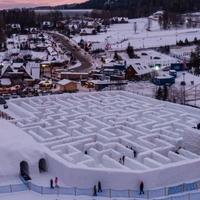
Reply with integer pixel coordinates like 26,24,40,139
35,0,200,17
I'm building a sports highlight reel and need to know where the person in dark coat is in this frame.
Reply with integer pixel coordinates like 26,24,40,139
55,177,58,187
133,150,137,158
197,123,200,130
122,155,125,165
140,181,144,194
50,179,54,189
98,181,102,193
93,185,97,196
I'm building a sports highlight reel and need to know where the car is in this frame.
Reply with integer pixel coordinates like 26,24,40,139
153,56,161,60
3,94,10,100
3,104,8,109
19,93,26,98
11,94,18,98
141,52,148,56
0,97,6,105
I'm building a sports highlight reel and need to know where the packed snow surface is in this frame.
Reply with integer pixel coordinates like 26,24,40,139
1,91,200,188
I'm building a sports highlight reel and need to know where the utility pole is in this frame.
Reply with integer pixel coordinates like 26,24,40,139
195,85,197,107
183,72,186,105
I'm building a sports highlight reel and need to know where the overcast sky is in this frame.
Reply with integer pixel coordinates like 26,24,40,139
0,0,86,9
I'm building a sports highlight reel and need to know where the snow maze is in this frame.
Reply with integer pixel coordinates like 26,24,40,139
6,91,200,188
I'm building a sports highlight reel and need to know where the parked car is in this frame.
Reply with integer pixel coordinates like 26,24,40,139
3,94,10,100
0,97,6,105
3,104,8,109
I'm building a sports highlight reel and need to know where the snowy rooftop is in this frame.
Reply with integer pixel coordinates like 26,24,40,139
2,91,200,188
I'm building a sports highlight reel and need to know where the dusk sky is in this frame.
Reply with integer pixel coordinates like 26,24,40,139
0,0,86,9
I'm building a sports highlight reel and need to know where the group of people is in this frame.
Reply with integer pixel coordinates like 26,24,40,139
119,155,126,165
126,146,137,158
0,111,13,120
93,181,102,196
50,177,58,189
93,181,144,196
49,178,144,196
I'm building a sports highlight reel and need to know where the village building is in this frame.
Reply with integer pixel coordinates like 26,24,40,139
0,62,33,85
56,79,78,93
80,28,97,36
60,72,89,81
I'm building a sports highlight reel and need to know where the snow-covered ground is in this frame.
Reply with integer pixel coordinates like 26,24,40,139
73,18,200,50
0,191,148,200
0,191,106,200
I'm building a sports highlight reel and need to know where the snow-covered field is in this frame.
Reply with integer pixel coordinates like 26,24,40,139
73,18,200,50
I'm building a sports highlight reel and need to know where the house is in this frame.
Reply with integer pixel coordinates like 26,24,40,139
86,80,127,91
152,11,164,20
29,28,38,34
60,72,89,81
86,21,100,29
57,79,78,92
111,17,129,24
80,28,96,36
56,21,65,29
125,64,152,80
90,43,106,53
42,21,53,29
1,62,33,85
125,65,137,80
153,75,175,86
7,24,21,33
171,63,185,71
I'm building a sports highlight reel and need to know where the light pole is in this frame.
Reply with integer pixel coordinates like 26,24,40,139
142,38,144,48
195,85,197,107
182,72,186,104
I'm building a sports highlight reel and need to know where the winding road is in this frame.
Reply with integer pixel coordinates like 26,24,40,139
49,32,95,72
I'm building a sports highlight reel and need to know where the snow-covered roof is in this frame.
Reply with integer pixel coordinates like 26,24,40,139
57,79,75,86
80,28,94,34
127,62,152,75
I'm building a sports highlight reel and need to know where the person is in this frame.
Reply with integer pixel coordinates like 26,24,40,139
50,179,54,189
140,181,144,195
119,157,122,164
197,123,200,130
122,155,125,165
175,146,182,154
98,181,102,193
55,177,58,187
84,150,88,155
133,150,137,158
93,185,97,196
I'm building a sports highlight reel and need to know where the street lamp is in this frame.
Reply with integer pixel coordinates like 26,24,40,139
182,72,186,104
142,38,144,48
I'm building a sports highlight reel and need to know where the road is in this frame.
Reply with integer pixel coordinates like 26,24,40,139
49,32,94,72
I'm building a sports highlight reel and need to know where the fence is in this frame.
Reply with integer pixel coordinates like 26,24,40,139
0,183,28,194
26,181,200,200
1,178,200,200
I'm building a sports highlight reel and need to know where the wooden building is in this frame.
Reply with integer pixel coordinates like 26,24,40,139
57,79,78,92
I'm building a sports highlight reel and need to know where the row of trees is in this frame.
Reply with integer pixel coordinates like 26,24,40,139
0,9,64,30
85,0,200,18
0,9,65,47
